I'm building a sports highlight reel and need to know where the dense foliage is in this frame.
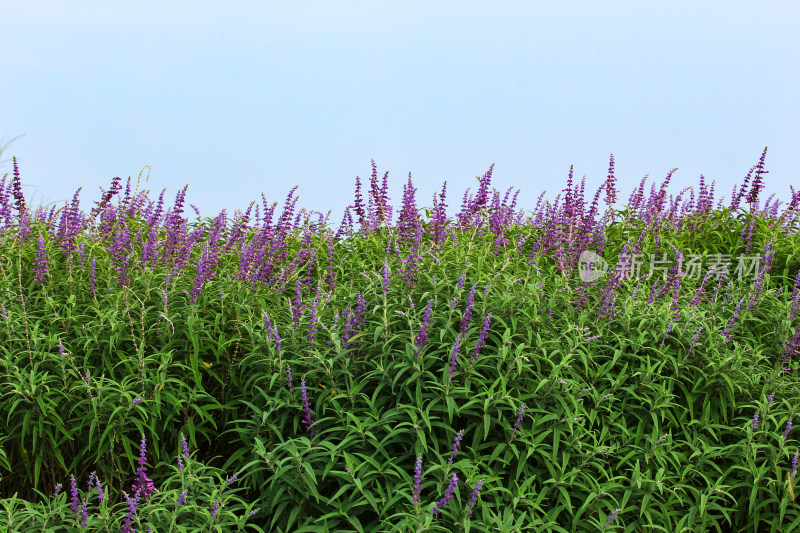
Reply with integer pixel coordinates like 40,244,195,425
0,149,799,532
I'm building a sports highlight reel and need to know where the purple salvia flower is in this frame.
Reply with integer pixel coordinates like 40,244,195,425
34,233,49,283
132,397,141,406
604,153,617,209
131,434,155,499
432,473,458,515
324,232,336,290
177,490,187,505
300,378,317,438
511,403,526,439
80,498,88,528
470,313,492,365
211,500,221,518
746,147,769,205
249,508,261,518
381,260,391,297
120,490,139,533
54,483,62,497
70,474,80,520
791,448,798,478
226,472,238,485
287,364,294,393
766,392,775,407
752,410,759,430
465,479,484,515
180,432,190,458
604,508,622,530
0,306,6,320
272,323,282,358
415,300,433,357
785,418,793,440
95,477,104,505
412,453,423,510
688,326,703,355
308,286,322,348
448,337,461,385
291,279,304,330
449,429,464,464
460,284,477,337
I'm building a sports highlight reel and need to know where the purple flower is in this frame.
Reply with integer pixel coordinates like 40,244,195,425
226,472,238,485
432,473,458,515
791,448,799,479
448,337,461,384
470,313,492,365
604,507,622,530
70,474,80,520
457,271,466,291
307,286,321,347
177,433,190,473
291,280,304,330
286,364,294,393
132,397,141,406
745,147,768,204
511,403,526,439
120,490,140,533
460,284,477,337
449,430,464,464
412,454,423,510
766,392,775,407
300,378,317,438
752,410,759,430
95,477,104,505
131,434,155,499
80,498,88,528
177,490,187,505
415,300,433,357
211,500,222,518
34,233,49,283
785,417,793,440
465,479,484,515
381,260,391,297
688,326,703,355
54,483,62,497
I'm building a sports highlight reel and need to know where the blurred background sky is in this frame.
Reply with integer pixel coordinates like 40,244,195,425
2,0,798,228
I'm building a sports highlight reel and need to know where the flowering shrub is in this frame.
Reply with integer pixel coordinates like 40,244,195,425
0,149,799,531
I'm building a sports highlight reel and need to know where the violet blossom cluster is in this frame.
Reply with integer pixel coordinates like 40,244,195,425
448,337,461,385
307,285,322,347
511,403,526,440
460,284,477,337
465,479,484,515
131,434,155,500
341,291,367,353
470,313,492,365
412,453,423,511
414,300,433,358
177,432,190,473
286,364,294,393
34,233,49,283
432,473,458,515
300,378,317,438
448,430,464,464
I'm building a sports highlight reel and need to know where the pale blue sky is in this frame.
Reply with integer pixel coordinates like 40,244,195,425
2,0,798,227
